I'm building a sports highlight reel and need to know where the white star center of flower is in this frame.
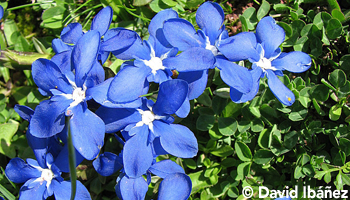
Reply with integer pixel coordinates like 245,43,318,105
141,110,155,125
72,87,85,102
255,57,277,72
40,168,54,187
144,56,165,75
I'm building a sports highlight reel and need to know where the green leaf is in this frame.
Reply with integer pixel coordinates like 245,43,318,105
3,19,19,46
189,170,212,194
299,87,311,108
329,104,342,121
41,6,66,29
235,141,252,162
332,9,345,22
213,87,230,99
236,162,251,181
310,84,330,101
0,122,19,158
257,0,270,20
253,149,274,164
218,117,237,136
242,7,258,30
329,69,347,88
250,118,264,132
326,18,342,40
210,145,234,157
133,0,152,6
284,131,298,149
212,96,227,115
184,159,197,170
339,55,350,72
339,138,350,156
196,88,212,106
196,115,215,131
278,21,293,37
0,184,15,200
258,129,270,149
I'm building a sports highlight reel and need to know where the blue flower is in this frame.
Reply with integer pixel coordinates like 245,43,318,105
52,6,137,67
217,16,311,106
5,153,91,200
96,79,198,178
29,31,105,160
93,153,192,200
14,105,85,172
163,2,253,97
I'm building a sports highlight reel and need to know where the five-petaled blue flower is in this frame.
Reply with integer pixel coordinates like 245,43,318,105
217,16,311,106
5,153,91,200
96,79,198,178
162,2,253,99
29,30,105,160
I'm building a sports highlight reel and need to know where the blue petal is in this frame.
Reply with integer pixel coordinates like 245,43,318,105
175,96,190,118
91,6,113,36
163,18,205,51
256,16,285,58
69,104,105,160
27,130,63,168
152,79,188,116
0,6,3,20
96,106,140,133
123,125,153,178
93,152,122,176
111,33,151,60
84,61,105,88
51,51,73,73
14,105,34,121
196,2,224,44
72,30,100,87
29,99,72,138
32,58,72,96
271,51,311,73
87,78,143,108
108,65,151,103
117,175,148,200
53,144,85,173
19,178,47,200
163,47,215,72
5,158,41,184
229,67,262,103
52,180,91,200
153,122,198,158
217,32,260,62
149,160,185,178
102,28,138,52
158,173,192,200
52,39,71,54
60,23,83,44
266,70,295,106
274,197,292,200
216,57,252,93
178,70,208,100
149,9,178,38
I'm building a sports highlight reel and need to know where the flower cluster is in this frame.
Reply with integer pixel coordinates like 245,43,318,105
5,2,311,200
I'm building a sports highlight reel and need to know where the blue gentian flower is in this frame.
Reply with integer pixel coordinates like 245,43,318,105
52,6,137,66
103,9,214,117
5,153,91,200
163,2,253,97
96,79,198,178
217,16,311,105
93,153,192,200
29,31,105,160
